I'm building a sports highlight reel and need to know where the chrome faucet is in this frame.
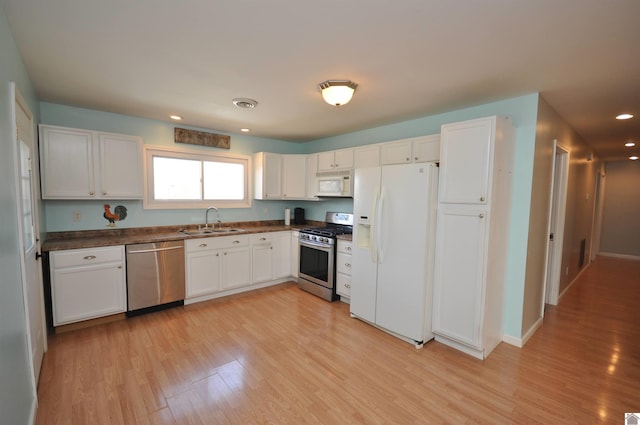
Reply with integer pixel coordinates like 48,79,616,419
204,206,219,229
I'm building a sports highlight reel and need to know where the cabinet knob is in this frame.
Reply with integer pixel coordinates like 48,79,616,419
224,252,227,255
260,237,266,241
199,243,207,248
83,255,96,260
118,265,122,269
89,191,94,196
102,191,107,195
233,240,240,244
480,196,486,202
406,157,410,162
414,156,419,161
346,246,351,252
346,263,351,268
345,284,351,289
216,253,219,257
479,213,485,219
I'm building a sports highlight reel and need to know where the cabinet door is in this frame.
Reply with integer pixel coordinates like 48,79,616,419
317,151,335,172
354,145,380,168
336,252,352,276
252,244,274,283
264,153,283,199
291,232,299,277
432,208,487,348
99,132,143,198
439,118,493,204
380,140,412,165
40,125,95,198
305,154,319,200
334,148,354,170
282,155,307,199
336,272,351,298
186,249,221,298
275,232,292,279
412,135,440,162
222,247,251,289
52,262,126,325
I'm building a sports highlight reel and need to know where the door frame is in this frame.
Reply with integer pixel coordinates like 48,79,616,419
10,81,47,391
590,169,605,261
542,140,569,308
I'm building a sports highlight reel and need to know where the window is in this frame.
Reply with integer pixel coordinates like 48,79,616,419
144,145,251,209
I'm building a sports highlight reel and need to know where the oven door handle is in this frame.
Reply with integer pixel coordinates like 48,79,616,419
299,239,333,251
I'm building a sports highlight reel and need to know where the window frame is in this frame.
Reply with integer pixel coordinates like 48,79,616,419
143,145,252,209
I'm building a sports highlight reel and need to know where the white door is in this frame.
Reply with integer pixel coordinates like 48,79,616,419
544,143,569,306
12,83,46,384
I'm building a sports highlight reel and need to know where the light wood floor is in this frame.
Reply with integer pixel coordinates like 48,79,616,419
36,256,640,424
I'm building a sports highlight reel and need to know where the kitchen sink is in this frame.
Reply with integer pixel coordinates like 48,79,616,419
179,228,245,235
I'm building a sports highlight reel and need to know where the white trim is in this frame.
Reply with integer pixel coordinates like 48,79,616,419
143,144,252,210
557,261,592,302
598,252,640,261
184,278,292,305
502,316,543,348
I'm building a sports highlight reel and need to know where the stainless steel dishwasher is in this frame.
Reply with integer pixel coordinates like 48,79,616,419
126,240,185,315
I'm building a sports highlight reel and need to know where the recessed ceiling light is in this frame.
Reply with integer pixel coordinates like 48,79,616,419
625,141,636,147
240,128,250,133
630,155,639,161
170,115,182,120
616,113,633,120
232,98,258,109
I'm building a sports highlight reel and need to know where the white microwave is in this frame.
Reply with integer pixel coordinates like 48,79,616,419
316,170,353,197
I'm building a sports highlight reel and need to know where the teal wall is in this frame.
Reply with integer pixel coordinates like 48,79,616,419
0,5,39,424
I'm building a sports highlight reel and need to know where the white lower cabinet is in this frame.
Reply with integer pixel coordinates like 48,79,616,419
251,233,274,284
186,231,297,304
291,231,299,277
336,239,353,299
50,245,126,326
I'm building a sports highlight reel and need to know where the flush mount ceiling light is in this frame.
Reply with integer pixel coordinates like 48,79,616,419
169,115,182,120
630,155,639,161
625,141,636,147
232,98,258,109
616,113,634,120
319,80,358,106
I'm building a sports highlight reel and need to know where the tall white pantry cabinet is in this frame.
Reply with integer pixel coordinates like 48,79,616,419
432,115,515,360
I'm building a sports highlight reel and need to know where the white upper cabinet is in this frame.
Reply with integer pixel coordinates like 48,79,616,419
305,154,319,200
254,152,283,200
39,125,143,199
380,134,440,165
438,119,493,205
354,145,380,168
317,148,354,171
412,134,440,163
282,155,307,199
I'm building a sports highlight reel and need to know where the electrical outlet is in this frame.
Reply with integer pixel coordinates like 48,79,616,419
72,211,81,222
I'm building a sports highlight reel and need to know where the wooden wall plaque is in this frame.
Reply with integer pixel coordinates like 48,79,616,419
174,127,230,149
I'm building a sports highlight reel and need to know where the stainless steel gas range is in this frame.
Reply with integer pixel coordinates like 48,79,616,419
297,212,353,301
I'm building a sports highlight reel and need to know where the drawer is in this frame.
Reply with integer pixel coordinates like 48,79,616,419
337,240,353,254
251,233,273,244
51,245,124,268
336,252,352,275
185,234,250,252
336,272,351,297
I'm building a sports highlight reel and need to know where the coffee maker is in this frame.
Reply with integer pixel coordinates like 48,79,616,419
294,207,305,225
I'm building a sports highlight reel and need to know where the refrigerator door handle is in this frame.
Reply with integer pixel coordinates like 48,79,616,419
370,189,379,263
376,187,385,263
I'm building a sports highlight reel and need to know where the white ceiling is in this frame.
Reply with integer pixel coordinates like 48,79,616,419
3,0,640,161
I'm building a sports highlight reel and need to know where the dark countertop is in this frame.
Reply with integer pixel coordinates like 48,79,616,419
42,220,321,252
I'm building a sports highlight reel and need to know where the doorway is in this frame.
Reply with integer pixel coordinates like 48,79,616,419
544,141,569,306
11,82,47,386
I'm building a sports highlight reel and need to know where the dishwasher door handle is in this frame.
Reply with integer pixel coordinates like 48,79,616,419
127,246,184,254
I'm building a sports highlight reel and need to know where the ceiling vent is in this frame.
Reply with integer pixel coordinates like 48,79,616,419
232,98,258,109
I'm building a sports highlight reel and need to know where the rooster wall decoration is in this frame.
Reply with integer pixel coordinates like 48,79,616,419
103,204,127,227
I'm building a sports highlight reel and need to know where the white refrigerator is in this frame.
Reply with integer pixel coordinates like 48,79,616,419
350,162,438,346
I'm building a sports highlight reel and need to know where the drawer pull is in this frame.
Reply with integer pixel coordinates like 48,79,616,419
102,191,107,195
346,246,352,251
89,192,94,196
233,240,240,244
479,213,485,219
480,196,486,202
346,263,351,268
83,255,97,260
345,284,351,289
118,265,122,269
260,237,267,241
199,243,208,248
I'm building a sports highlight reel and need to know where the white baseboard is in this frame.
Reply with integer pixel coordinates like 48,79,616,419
558,261,592,302
184,278,292,305
598,252,640,261
501,333,522,348
503,316,543,348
